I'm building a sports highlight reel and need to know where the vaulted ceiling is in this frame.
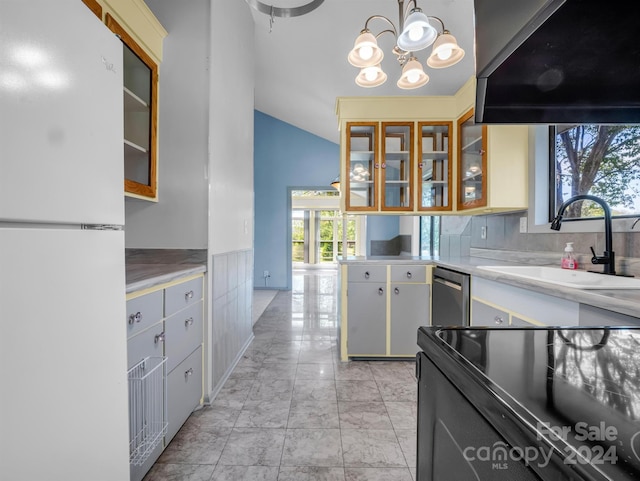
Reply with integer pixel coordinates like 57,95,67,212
249,0,476,144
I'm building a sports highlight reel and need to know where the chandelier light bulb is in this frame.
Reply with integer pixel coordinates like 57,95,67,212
437,47,452,60
364,68,377,81
359,45,373,60
407,70,420,84
408,25,423,42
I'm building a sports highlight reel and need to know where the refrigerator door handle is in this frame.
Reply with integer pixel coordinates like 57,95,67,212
82,224,124,231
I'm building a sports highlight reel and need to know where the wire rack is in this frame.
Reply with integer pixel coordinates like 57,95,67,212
128,356,167,466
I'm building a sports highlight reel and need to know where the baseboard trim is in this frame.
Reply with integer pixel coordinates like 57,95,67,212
204,333,255,404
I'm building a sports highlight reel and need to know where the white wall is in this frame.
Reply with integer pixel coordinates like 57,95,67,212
206,0,255,397
208,1,255,255
125,0,210,249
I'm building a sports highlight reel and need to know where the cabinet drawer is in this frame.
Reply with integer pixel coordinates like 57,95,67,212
348,265,386,283
167,346,202,443
127,321,165,369
390,265,426,283
126,290,163,338
164,301,203,372
164,276,203,316
471,299,508,327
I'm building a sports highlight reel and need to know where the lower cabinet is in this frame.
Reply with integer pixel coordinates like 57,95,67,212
341,263,431,360
471,277,579,327
167,345,203,442
126,274,204,481
390,283,430,355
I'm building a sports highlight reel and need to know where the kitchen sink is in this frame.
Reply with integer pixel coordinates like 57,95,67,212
477,265,640,289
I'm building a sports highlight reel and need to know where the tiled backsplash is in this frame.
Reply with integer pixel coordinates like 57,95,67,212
441,212,640,277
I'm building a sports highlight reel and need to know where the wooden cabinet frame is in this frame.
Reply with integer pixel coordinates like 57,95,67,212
344,122,379,212
457,108,488,211
418,121,453,212
106,14,158,199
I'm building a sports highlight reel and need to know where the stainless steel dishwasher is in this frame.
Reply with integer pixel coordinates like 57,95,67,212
431,266,470,326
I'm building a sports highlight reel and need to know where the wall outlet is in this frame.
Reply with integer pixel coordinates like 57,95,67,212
519,217,528,233
481,226,487,240
263,270,270,278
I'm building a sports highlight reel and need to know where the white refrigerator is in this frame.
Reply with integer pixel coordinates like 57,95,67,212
0,2,130,480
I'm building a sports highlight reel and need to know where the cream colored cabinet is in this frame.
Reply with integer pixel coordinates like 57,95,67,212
336,77,529,215
339,263,432,360
83,0,166,200
343,120,450,213
456,107,528,214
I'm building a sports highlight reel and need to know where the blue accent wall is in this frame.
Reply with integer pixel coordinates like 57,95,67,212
254,110,339,290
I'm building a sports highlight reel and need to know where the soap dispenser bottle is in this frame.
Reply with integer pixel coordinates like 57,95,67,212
561,242,578,270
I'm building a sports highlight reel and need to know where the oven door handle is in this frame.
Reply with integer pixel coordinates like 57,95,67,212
433,277,463,291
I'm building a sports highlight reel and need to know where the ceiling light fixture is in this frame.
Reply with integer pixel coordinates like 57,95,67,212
347,0,464,90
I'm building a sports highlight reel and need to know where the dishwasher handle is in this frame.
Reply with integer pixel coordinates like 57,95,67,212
433,276,463,291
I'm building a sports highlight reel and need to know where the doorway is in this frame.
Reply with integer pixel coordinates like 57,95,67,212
290,190,364,268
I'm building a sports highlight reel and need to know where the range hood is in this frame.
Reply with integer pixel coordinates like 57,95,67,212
474,0,640,124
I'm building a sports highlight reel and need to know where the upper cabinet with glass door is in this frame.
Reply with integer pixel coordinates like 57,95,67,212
456,107,529,214
457,109,487,210
345,123,378,211
382,123,414,212
107,15,159,200
82,0,166,200
418,122,452,212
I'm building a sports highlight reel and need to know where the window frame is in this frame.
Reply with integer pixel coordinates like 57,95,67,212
526,126,639,234
548,124,640,223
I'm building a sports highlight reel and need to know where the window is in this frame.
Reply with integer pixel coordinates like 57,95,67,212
551,125,640,220
420,216,440,256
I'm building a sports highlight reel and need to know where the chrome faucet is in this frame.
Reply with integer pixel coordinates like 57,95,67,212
550,194,615,275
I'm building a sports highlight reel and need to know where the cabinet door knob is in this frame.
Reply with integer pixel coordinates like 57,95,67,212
154,331,165,344
406,271,412,279
494,316,504,325
378,287,384,295
128,311,142,324
364,271,370,279
185,317,194,327
381,162,386,169
185,368,193,378
185,290,194,300
394,287,400,295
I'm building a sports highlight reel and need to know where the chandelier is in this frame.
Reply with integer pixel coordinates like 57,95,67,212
347,0,465,89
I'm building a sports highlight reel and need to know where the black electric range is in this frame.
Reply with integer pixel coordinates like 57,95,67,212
417,326,640,481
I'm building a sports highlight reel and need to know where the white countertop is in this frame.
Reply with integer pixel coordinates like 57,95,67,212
126,263,206,293
338,255,640,318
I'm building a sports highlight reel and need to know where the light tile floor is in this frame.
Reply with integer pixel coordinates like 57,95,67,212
144,268,417,481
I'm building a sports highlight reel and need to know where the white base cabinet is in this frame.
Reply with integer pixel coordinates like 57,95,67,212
471,277,579,327
340,263,431,360
126,274,204,481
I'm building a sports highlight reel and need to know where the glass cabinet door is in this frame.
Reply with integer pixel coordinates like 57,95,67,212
381,123,413,211
418,122,452,211
106,14,158,199
457,109,487,210
345,123,378,211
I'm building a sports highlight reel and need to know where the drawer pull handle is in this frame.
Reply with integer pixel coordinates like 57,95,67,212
378,287,384,295
364,271,370,279
185,368,194,378
154,331,165,344
494,316,504,325
185,290,194,300
185,317,194,327
406,271,412,279
128,312,142,324
394,287,400,295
